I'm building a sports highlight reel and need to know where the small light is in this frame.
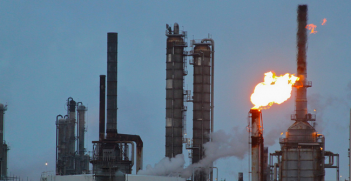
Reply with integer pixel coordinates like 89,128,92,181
45,162,48,166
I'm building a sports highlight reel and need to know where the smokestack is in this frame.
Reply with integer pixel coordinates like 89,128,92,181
250,108,262,181
238,172,243,181
106,33,118,138
296,5,308,121
0,104,6,158
99,75,106,141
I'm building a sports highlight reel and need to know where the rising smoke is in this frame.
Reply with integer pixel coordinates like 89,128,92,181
138,127,249,178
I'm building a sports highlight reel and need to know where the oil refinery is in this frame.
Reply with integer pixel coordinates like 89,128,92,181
0,3,350,181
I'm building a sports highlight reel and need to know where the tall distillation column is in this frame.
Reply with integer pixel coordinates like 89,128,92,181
191,38,214,181
76,102,89,174
67,98,76,174
0,103,8,180
165,23,187,158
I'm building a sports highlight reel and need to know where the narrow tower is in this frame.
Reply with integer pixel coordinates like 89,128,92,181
91,33,143,180
0,103,8,180
191,38,214,181
106,33,118,139
165,23,187,158
279,5,324,181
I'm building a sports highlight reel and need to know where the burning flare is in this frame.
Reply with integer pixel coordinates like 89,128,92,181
250,71,299,109
306,24,317,34
321,18,327,25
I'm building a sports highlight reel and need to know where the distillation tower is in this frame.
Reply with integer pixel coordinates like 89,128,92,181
165,23,188,158
90,33,143,181
190,38,214,181
56,97,90,175
269,5,339,181
0,103,8,180
165,23,215,181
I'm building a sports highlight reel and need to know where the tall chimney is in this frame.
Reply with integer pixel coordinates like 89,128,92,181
99,75,106,141
106,33,118,138
250,108,262,181
296,5,308,121
0,104,6,161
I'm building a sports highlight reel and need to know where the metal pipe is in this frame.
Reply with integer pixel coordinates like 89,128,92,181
200,51,204,160
349,108,351,181
200,39,214,134
55,114,63,175
273,163,278,181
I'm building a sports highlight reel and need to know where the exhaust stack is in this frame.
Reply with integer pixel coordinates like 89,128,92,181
106,33,118,138
295,5,309,121
250,109,263,181
99,75,106,141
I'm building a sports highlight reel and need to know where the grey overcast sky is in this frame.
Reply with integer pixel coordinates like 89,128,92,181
1,1,351,180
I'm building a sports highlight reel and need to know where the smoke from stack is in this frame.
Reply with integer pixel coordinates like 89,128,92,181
139,127,249,178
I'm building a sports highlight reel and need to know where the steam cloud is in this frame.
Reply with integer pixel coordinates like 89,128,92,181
138,127,249,178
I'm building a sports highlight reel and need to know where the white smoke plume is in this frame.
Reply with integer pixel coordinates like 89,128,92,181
138,127,249,178
137,154,185,176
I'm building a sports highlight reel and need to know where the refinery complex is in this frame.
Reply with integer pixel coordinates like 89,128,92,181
0,4,347,181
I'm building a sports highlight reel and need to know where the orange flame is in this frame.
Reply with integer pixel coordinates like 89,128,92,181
321,18,327,25
306,24,317,34
250,71,299,109
280,132,283,135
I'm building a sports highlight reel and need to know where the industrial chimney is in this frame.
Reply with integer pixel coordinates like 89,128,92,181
0,103,8,180
106,33,118,138
269,5,339,181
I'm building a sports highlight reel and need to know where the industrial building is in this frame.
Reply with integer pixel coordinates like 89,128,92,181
248,5,340,181
89,33,144,181
165,23,215,181
56,97,90,175
0,103,8,180
44,5,345,181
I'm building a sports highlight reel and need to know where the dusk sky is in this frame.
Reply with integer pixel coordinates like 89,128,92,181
1,1,351,180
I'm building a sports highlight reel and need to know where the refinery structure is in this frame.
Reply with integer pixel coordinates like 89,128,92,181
0,3,347,181
56,97,90,175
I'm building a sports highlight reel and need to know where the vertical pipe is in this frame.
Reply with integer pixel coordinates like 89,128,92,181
273,163,277,181
238,172,243,181
106,33,118,138
55,115,63,175
296,5,308,121
250,108,261,181
77,104,87,156
99,75,106,141
0,104,6,179
77,103,87,173
68,98,76,173
349,109,351,181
